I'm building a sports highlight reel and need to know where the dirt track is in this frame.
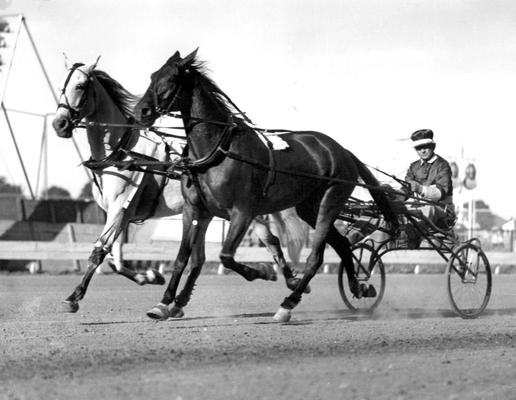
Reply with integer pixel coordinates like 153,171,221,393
1,273,515,399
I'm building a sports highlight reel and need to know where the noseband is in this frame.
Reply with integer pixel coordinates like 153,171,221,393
57,63,93,124
153,82,183,117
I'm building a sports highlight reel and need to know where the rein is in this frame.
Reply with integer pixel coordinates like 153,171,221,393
366,164,410,188
78,112,421,204
218,148,386,191
75,121,187,141
217,147,433,204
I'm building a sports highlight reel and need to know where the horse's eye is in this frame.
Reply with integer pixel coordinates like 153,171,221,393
76,84,85,90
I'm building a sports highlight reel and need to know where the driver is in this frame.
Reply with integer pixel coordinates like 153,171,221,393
405,129,455,229
345,129,455,247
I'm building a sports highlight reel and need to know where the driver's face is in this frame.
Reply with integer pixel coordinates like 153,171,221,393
415,145,434,161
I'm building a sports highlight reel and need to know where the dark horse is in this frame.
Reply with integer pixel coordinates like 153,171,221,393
134,49,397,322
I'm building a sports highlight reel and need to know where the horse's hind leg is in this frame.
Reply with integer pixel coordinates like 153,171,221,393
253,216,309,293
274,187,350,322
326,226,373,298
109,238,165,286
219,211,277,281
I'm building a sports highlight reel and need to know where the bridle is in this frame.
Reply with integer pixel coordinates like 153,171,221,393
152,77,183,118
57,63,94,125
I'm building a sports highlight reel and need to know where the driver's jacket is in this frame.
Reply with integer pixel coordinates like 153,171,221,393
404,154,454,208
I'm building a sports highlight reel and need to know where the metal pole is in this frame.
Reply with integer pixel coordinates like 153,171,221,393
5,108,47,117
2,102,35,199
43,115,49,196
0,15,23,105
21,16,57,104
35,116,47,197
22,16,91,182
71,135,92,181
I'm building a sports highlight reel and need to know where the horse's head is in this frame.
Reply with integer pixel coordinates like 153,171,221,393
135,48,198,126
52,60,99,138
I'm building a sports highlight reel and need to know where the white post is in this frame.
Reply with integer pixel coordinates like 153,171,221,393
67,224,81,272
468,198,474,240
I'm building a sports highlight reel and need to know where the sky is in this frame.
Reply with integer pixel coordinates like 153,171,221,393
0,0,515,218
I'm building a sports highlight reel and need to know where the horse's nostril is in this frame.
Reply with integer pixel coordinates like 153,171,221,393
141,107,151,117
52,116,69,133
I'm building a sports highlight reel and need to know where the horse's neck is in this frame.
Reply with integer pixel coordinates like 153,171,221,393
85,102,130,161
182,85,231,159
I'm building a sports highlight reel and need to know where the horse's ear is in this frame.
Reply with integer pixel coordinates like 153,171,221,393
62,52,70,70
179,47,198,67
167,51,181,65
92,55,101,70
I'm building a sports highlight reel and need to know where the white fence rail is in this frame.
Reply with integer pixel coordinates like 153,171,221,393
0,241,514,266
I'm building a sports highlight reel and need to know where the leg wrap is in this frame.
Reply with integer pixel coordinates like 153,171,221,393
281,293,301,310
88,246,108,265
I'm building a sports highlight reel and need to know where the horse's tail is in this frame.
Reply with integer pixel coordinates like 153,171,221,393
351,153,399,226
272,208,309,265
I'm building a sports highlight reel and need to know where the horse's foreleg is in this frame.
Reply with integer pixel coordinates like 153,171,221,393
219,212,277,281
109,238,165,286
170,216,213,318
62,244,109,313
146,206,206,320
62,209,128,313
254,216,309,293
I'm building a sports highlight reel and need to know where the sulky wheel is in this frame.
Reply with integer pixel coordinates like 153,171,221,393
446,242,492,318
338,242,385,313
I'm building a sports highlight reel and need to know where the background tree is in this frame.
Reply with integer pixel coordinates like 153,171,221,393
0,176,22,195
462,199,506,230
78,182,93,200
41,185,71,199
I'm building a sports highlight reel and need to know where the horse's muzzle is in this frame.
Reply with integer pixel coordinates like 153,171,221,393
52,115,73,138
134,103,158,127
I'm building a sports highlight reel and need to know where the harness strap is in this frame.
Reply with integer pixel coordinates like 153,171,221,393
182,119,236,172
264,142,276,197
218,148,405,195
254,129,276,197
82,127,135,171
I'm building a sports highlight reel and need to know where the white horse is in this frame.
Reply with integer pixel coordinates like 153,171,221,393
52,61,308,313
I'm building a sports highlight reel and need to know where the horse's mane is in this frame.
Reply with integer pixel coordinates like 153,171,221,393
92,70,140,120
189,61,252,126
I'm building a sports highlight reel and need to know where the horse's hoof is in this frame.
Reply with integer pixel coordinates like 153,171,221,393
146,303,170,320
62,300,79,313
169,304,185,318
286,277,311,294
259,263,277,281
146,269,166,285
273,307,292,323
359,283,369,297
365,284,377,298
350,282,363,299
